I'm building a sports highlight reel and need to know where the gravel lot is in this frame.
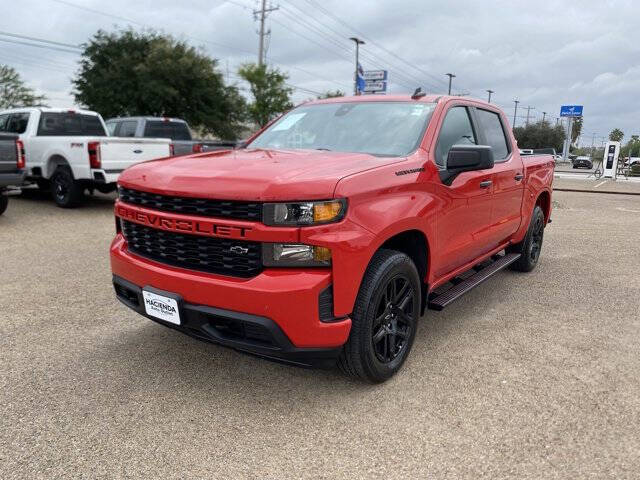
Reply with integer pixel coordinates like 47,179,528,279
2,188,639,479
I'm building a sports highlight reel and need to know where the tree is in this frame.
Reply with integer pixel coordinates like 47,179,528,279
237,63,293,127
609,128,624,142
317,90,345,99
73,29,246,140
513,120,566,152
0,65,47,109
622,134,640,158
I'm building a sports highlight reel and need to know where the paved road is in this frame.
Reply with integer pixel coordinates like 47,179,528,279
2,190,639,479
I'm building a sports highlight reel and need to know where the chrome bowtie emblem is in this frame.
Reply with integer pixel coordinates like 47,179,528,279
229,245,249,255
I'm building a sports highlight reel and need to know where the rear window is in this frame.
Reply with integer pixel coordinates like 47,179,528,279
143,121,191,141
7,113,30,134
37,112,106,136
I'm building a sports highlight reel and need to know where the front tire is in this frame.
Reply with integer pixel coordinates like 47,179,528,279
507,205,545,272
0,194,8,216
50,166,84,208
338,249,421,383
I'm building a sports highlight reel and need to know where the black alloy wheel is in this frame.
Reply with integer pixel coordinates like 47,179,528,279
338,249,421,382
371,274,415,364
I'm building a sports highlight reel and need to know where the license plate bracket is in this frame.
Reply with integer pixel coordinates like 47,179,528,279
142,287,182,325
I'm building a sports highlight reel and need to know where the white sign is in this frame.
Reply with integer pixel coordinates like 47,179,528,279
363,81,387,93
362,70,387,81
143,290,181,325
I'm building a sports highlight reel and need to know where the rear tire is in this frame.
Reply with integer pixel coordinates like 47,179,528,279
338,249,421,383
50,166,84,208
507,205,545,272
36,178,50,192
0,194,8,216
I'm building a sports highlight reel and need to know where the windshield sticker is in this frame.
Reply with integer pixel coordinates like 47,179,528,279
272,113,307,131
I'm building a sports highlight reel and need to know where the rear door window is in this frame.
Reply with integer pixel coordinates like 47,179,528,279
106,122,118,136
6,113,30,134
435,107,477,167
476,109,510,161
118,120,138,137
143,121,191,141
0,114,10,131
37,113,107,136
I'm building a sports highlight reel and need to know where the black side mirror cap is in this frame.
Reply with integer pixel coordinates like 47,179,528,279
440,145,495,185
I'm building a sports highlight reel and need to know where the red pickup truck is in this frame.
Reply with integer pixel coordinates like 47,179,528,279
110,95,554,382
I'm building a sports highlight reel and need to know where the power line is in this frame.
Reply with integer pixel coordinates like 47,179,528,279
279,0,442,92
300,0,455,91
47,0,350,91
0,31,82,50
0,37,80,55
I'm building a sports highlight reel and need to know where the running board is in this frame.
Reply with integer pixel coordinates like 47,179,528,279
428,253,521,311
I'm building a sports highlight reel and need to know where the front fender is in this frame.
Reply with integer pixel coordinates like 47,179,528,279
301,188,437,317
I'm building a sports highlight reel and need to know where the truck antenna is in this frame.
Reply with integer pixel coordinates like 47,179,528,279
411,87,427,100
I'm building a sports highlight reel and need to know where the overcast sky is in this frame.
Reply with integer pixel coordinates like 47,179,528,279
2,0,639,146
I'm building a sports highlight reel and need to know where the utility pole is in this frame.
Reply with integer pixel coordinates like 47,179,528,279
254,0,278,67
525,106,534,126
542,111,547,123
513,100,520,128
446,73,456,95
349,37,365,95
561,116,573,163
556,117,560,125
591,132,597,159
486,89,494,103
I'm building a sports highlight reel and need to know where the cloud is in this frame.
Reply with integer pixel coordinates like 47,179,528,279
2,0,639,139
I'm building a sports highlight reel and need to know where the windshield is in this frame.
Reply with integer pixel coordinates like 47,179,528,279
249,101,435,157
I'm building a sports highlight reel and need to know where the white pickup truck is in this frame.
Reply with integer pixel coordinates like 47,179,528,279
0,108,171,207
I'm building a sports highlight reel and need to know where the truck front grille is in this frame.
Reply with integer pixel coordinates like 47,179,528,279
118,187,262,221
121,220,262,278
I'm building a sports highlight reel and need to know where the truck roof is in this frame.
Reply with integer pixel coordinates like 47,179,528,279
306,94,494,108
0,107,100,116
105,116,187,124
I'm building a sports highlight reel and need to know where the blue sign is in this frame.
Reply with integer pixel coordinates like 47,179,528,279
560,105,583,117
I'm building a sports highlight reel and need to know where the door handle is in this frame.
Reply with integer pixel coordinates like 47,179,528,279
514,173,524,181
479,180,492,189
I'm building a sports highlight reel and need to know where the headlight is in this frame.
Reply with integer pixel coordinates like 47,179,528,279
263,243,331,267
263,199,346,226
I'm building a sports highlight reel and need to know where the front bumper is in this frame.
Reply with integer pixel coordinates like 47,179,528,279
110,234,352,365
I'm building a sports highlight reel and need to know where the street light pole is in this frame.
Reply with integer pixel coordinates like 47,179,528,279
349,37,365,96
486,89,494,103
513,100,520,128
446,73,456,95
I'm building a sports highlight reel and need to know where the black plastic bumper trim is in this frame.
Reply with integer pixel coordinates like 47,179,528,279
112,275,342,368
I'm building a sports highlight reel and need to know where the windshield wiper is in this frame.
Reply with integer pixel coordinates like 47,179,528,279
314,147,332,151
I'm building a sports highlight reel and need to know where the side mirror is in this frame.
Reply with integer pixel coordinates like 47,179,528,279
440,145,494,185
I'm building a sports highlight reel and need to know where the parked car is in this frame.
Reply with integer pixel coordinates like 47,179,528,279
0,108,172,207
0,133,26,215
110,95,554,382
572,156,593,169
105,117,236,156
623,156,640,167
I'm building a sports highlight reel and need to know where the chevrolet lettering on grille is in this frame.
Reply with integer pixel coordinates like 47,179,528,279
116,204,252,238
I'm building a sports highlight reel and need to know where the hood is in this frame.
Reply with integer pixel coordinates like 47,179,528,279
118,148,404,201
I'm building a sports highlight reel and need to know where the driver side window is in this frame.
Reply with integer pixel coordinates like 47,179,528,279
435,107,476,167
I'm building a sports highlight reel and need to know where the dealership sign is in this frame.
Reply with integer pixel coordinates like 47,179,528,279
560,105,583,117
